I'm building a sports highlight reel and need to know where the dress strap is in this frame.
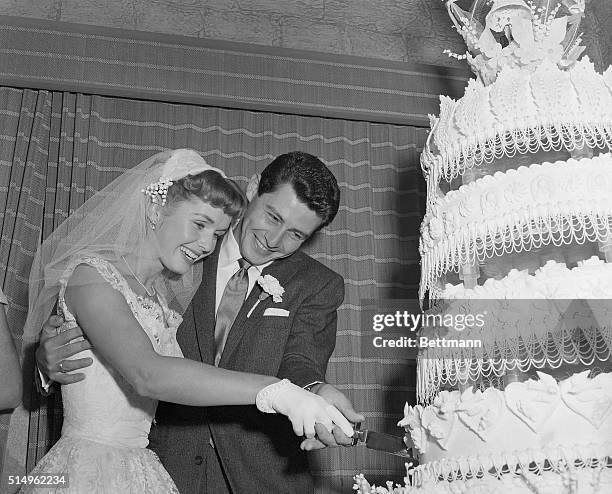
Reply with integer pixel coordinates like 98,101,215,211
58,255,183,357
58,256,139,323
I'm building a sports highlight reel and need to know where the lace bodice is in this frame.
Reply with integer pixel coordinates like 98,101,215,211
57,256,183,448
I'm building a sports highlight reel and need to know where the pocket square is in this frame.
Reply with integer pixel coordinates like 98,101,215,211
263,308,290,317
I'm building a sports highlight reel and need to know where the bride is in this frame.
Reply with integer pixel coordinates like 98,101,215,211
20,149,352,493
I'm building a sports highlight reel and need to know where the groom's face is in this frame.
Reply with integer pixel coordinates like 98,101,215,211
236,183,323,266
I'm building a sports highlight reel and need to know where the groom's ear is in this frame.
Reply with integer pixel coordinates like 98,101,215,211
246,174,260,201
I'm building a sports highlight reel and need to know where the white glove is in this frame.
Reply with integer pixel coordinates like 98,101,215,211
256,379,354,439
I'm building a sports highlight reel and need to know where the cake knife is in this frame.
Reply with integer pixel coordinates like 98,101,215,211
351,423,419,466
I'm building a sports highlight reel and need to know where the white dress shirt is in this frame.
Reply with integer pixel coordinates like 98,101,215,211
215,227,272,314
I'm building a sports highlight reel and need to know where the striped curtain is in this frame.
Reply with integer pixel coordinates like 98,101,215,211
0,87,427,493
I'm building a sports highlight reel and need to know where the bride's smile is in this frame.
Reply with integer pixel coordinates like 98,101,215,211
151,198,232,275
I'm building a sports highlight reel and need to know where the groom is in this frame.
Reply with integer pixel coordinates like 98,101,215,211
37,151,363,493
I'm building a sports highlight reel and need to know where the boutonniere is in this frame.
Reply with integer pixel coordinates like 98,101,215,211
246,275,285,318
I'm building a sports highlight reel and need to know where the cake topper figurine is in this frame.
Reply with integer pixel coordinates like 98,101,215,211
444,0,586,84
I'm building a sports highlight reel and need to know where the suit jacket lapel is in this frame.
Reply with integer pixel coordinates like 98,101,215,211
191,246,220,364
219,255,301,366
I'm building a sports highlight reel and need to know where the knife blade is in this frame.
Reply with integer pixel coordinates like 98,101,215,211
351,423,419,466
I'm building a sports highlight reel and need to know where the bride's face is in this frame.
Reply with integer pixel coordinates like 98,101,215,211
154,197,232,275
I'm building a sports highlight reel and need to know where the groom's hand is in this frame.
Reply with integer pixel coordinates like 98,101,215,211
300,383,364,451
36,315,93,384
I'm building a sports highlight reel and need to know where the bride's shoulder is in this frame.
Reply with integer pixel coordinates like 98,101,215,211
62,258,135,317
62,256,126,292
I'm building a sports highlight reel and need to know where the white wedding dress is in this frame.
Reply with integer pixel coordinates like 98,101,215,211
22,257,183,493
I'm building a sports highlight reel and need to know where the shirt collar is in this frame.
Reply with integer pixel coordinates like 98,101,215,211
219,227,273,274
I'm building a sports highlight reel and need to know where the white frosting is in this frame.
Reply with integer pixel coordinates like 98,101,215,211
442,257,612,299
355,465,612,494
421,59,612,206
419,155,612,298
414,258,612,400
401,371,612,481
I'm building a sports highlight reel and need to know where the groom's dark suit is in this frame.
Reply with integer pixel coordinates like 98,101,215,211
149,243,344,493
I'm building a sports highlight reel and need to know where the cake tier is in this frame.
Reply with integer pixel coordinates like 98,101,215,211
441,257,612,299
421,58,612,207
355,465,612,494
419,154,612,298
417,257,612,401
400,371,612,487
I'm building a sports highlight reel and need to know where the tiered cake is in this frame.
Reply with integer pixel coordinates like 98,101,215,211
356,1,612,492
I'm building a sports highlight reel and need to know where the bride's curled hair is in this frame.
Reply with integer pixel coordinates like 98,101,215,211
166,170,246,221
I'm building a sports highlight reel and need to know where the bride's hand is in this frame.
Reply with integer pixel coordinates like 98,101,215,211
256,379,354,439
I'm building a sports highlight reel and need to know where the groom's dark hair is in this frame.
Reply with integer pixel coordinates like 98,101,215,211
258,151,340,229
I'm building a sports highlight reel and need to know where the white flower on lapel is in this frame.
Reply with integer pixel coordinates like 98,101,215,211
246,275,285,318
257,275,284,303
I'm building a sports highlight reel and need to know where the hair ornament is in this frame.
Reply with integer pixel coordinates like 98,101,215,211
141,149,227,206
142,176,173,206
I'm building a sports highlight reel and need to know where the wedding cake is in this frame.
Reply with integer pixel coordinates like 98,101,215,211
355,1,612,492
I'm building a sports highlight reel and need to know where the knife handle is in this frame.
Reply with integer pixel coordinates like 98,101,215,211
351,422,363,446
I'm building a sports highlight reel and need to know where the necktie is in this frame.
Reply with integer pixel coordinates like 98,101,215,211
214,258,251,366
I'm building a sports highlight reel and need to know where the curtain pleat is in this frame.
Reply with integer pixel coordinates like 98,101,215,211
0,87,426,493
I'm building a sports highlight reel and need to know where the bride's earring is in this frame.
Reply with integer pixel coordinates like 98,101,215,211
146,202,161,231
